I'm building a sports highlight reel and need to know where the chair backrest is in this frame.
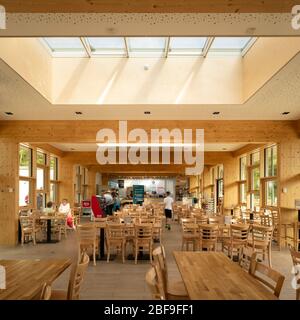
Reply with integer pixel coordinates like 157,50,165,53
260,215,272,227
67,252,90,300
182,222,197,235
135,224,153,240
230,224,249,242
249,260,285,298
208,217,221,224
199,224,219,241
145,266,165,300
181,218,196,225
76,224,97,243
20,216,34,229
239,246,257,272
194,215,208,225
106,223,125,240
139,217,155,224
251,225,273,245
289,246,300,267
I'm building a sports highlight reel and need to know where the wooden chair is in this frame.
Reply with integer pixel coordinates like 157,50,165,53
76,224,97,266
271,209,280,247
289,246,300,300
39,282,52,300
239,246,257,272
20,216,38,245
56,214,67,240
181,222,198,251
51,253,90,300
194,214,208,225
145,266,165,300
152,245,189,300
134,224,153,264
106,223,125,263
260,214,272,227
249,260,285,298
223,224,250,260
247,224,273,267
208,217,221,225
198,224,219,251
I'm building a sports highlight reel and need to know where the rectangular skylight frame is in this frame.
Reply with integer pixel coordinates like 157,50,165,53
41,38,88,58
86,37,127,57
127,37,167,57
168,37,208,56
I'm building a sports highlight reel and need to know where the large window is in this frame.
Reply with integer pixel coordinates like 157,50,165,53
265,145,277,177
249,151,260,210
50,156,58,180
42,37,255,58
36,167,45,190
238,156,247,204
19,145,33,207
240,156,247,180
19,180,30,207
37,151,46,165
263,145,278,207
19,145,32,177
266,180,278,206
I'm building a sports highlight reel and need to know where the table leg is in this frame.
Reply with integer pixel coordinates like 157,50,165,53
47,219,51,243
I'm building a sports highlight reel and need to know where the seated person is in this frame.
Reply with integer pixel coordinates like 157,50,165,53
43,201,55,215
58,199,74,229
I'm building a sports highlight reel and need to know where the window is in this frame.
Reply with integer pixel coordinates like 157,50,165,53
250,193,260,211
19,180,30,206
252,167,260,191
86,37,126,56
250,152,260,166
265,145,277,177
127,37,166,56
36,167,45,190
239,156,247,180
50,156,58,180
168,37,207,55
50,183,58,203
43,37,87,57
239,183,247,204
19,145,32,177
266,180,277,206
37,151,46,165
210,37,252,52
42,37,255,57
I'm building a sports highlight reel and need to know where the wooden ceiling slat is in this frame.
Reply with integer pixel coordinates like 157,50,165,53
2,0,298,13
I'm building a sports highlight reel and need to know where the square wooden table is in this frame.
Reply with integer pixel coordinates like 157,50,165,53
0,259,71,300
173,251,278,300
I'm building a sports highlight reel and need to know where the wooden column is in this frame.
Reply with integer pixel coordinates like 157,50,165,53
0,139,19,245
58,158,74,205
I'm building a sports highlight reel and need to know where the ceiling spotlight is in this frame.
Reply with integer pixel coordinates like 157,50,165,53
70,148,76,151
144,64,150,71
281,112,290,115
75,111,82,115
5,112,14,116
213,112,220,115
222,148,227,151
144,111,151,115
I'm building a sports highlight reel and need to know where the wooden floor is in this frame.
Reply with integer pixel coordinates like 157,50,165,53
0,219,297,300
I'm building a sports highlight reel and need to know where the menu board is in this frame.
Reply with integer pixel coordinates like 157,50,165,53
133,185,144,205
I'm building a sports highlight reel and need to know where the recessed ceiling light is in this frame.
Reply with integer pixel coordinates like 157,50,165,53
213,112,220,115
144,111,151,115
281,112,290,115
5,112,14,116
75,111,82,115
222,148,227,151
70,148,76,151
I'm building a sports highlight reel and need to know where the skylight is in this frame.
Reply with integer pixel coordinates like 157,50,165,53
41,37,256,58
86,37,126,56
210,37,252,52
127,37,167,56
169,37,207,55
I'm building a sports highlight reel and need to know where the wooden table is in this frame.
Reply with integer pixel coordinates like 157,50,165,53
39,215,62,243
0,259,71,300
173,251,278,300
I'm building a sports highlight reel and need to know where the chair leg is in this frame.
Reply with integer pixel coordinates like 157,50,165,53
107,246,110,263
21,233,24,246
181,240,184,251
93,245,96,266
149,243,153,263
122,243,125,264
135,243,138,265
268,245,272,268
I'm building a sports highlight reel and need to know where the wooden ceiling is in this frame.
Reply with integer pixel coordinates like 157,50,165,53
2,0,298,13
